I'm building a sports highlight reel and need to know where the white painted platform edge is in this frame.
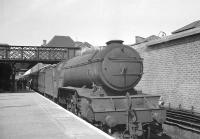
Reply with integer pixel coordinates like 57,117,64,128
39,93,114,139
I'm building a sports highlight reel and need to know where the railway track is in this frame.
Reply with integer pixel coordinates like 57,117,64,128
165,108,200,133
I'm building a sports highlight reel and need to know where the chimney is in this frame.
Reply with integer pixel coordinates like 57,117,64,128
42,40,47,46
106,40,124,45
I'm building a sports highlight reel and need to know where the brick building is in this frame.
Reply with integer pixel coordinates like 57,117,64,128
132,21,200,112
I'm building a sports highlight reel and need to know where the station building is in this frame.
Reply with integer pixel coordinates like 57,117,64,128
132,20,200,113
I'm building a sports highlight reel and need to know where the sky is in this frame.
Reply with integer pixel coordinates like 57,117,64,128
0,0,200,46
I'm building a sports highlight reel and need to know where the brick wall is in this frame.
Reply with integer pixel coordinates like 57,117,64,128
134,34,200,112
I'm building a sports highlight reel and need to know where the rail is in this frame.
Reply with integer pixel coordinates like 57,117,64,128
165,108,200,134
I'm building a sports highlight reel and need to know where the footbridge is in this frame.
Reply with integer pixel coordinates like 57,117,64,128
0,44,81,91
0,45,80,63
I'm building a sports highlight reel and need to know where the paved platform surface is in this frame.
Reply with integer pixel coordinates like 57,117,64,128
0,92,112,139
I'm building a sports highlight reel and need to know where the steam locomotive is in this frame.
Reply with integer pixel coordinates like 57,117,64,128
23,40,167,139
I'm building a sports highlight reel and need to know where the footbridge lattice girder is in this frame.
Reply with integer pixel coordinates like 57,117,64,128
0,45,81,63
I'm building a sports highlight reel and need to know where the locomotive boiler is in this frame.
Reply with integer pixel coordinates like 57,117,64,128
63,40,142,94
24,40,167,139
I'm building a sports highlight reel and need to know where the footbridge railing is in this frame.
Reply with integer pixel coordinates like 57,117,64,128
0,45,81,63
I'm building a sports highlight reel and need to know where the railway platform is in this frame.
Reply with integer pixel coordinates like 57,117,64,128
0,92,112,139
